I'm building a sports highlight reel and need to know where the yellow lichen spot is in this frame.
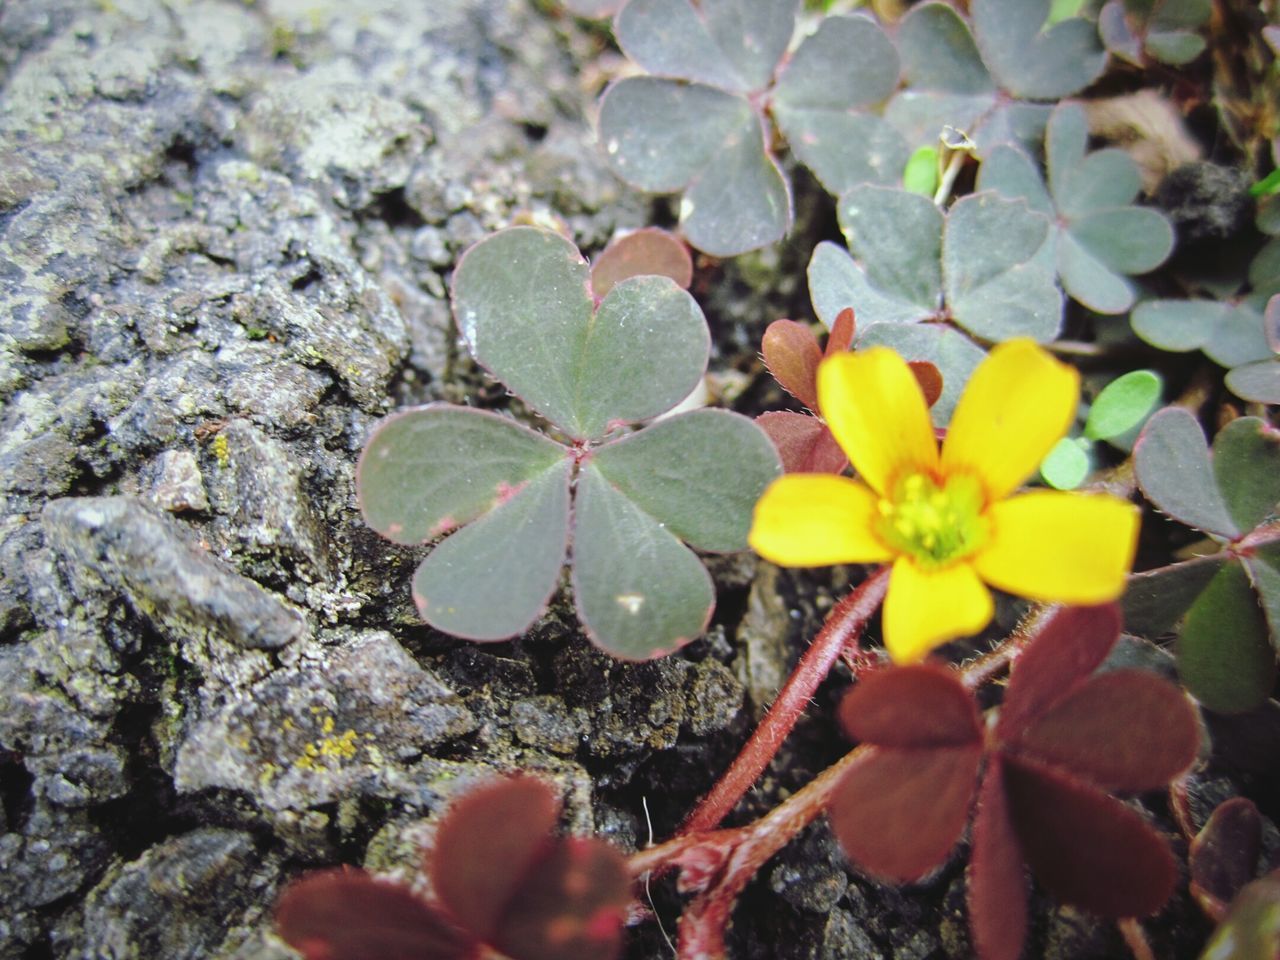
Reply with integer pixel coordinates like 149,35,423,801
211,433,230,468
321,715,335,734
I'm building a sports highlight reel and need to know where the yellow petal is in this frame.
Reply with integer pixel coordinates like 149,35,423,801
818,348,938,496
941,339,1079,501
882,557,994,664
749,474,893,567
973,491,1140,604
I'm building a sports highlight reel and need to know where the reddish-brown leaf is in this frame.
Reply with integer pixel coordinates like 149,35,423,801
276,868,477,960
838,663,983,749
1013,670,1200,792
588,228,693,299
908,361,944,408
1002,756,1178,918
761,319,823,410
432,777,560,940
755,411,848,474
829,743,982,882
997,604,1122,743
1190,797,1263,922
967,760,1029,960
825,307,856,356
491,837,631,960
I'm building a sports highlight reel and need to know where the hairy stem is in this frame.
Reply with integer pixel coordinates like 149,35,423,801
678,566,891,836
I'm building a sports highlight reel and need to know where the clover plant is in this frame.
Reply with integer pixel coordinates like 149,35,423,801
1098,0,1212,66
357,226,780,660
809,186,1062,343
276,777,631,960
597,0,1107,257
1190,797,1265,923
829,604,1200,960
1040,369,1163,490
1125,408,1280,712
977,101,1175,315
1131,242,1280,404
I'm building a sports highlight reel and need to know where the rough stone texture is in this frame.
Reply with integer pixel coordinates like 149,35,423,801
0,1,766,957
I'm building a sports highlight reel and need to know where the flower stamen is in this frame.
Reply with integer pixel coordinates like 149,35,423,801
875,472,989,569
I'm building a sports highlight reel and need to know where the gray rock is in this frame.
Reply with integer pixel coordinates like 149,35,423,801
43,495,307,651
174,630,475,813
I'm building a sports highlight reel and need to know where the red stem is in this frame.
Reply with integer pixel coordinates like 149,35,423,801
678,566,891,836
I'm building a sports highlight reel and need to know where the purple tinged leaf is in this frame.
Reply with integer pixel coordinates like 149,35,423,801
908,362,945,409
432,777,561,942
756,411,848,475
838,664,982,749
826,308,856,355
1212,417,1280,534
829,743,983,883
589,229,692,299
276,868,477,960
997,604,1122,742
1001,756,1178,918
1134,408,1239,537
491,838,631,960
1266,294,1280,351
967,762,1029,960
761,319,823,410
1012,670,1200,792
1178,559,1277,714
1190,797,1263,921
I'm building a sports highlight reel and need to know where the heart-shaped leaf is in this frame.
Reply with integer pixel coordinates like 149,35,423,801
589,409,781,552
571,464,716,660
807,241,937,330
1000,756,1178,917
358,406,566,546
971,0,1106,100
829,743,983,882
1131,299,1228,352
839,185,945,312
1121,552,1229,637
1099,0,1211,66
411,460,572,641
838,663,982,748
589,228,692,299
1013,670,1199,792
1212,417,1280,533
491,838,631,960
614,0,796,94
1134,408,1239,537
771,16,907,195
452,227,709,440
942,192,1061,341
599,77,790,257
997,604,1122,741
433,777,561,941
761,319,823,410
277,870,476,960
1178,559,1277,713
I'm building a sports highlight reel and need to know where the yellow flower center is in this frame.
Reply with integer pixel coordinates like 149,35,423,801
875,472,989,569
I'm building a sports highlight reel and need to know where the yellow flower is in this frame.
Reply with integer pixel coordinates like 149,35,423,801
749,339,1140,664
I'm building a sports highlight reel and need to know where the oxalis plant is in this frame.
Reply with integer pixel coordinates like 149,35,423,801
278,339,1212,960
355,225,780,660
